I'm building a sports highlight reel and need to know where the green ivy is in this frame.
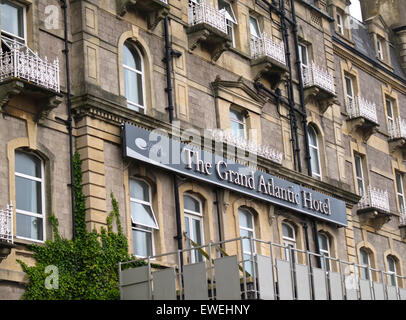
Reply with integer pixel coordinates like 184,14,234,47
18,149,146,300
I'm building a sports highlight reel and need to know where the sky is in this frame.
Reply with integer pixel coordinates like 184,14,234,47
349,0,363,21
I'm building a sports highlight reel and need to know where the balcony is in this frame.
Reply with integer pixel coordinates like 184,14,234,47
250,33,288,88
210,129,283,164
0,37,62,121
357,187,392,230
187,1,232,61
119,235,406,300
0,203,14,262
400,211,406,239
388,117,406,155
116,0,169,29
346,95,379,141
302,62,336,113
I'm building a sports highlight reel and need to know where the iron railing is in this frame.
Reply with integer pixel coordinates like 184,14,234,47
346,95,378,124
119,235,406,300
302,62,335,95
0,203,13,244
0,37,60,93
188,1,228,35
389,116,406,140
250,33,286,65
209,129,284,164
358,186,390,213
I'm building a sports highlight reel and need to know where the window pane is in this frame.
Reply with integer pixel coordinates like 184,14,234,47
318,234,329,252
192,218,202,245
132,229,152,257
360,249,369,265
16,213,43,241
345,77,353,97
123,44,141,71
130,179,149,202
354,156,363,179
124,69,143,107
230,109,244,122
130,202,158,229
310,147,321,175
1,2,24,38
239,209,252,229
387,257,395,272
249,17,260,38
15,176,42,214
396,173,403,194
218,0,236,23
15,151,41,178
184,195,201,214
230,121,245,139
308,127,318,147
386,100,393,118
282,223,294,239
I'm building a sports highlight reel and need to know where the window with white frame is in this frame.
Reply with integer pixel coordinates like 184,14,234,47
354,154,365,197
230,108,246,139
359,247,372,280
123,42,145,113
386,98,395,134
396,172,405,215
282,221,297,263
218,0,237,47
0,1,26,43
239,208,255,275
183,194,204,264
336,12,344,35
130,178,159,257
318,233,331,271
298,43,309,74
377,38,384,60
249,16,261,39
15,151,45,242
345,76,355,109
308,125,322,180
386,255,398,287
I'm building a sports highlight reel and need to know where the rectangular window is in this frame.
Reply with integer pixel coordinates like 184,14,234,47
396,172,405,215
377,38,384,60
15,151,45,242
354,154,365,197
299,44,309,78
386,98,395,134
336,13,344,35
345,76,355,110
0,1,25,43
230,108,246,139
249,16,261,39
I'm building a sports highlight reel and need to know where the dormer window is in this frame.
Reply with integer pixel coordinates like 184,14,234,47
336,12,344,35
0,1,25,44
377,37,384,60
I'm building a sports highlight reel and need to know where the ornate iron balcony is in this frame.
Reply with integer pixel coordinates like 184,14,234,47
0,38,60,93
302,62,335,95
0,203,13,244
389,117,406,140
188,1,228,35
358,186,390,213
250,33,286,66
346,95,378,124
210,129,283,164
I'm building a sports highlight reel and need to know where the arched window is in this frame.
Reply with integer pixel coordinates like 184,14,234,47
15,150,45,242
130,178,159,257
239,207,255,274
123,42,145,113
359,248,372,280
282,221,297,262
308,125,321,180
387,256,399,287
318,233,331,271
183,194,204,264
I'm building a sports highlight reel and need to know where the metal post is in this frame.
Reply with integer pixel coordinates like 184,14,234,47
208,242,214,299
177,249,183,300
250,236,258,299
240,237,248,299
147,257,152,300
306,250,313,300
269,243,277,300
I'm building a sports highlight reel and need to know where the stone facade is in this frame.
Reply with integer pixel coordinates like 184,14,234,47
0,0,406,299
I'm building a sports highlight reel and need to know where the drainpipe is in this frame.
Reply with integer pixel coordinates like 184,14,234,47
163,16,184,263
58,0,75,240
215,189,223,249
312,219,321,268
290,0,312,177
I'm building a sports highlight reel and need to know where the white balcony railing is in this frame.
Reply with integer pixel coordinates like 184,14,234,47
250,33,286,66
302,62,335,95
0,37,60,93
0,203,13,244
210,129,284,164
346,95,378,124
389,117,406,140
358,186,390,213
188,1,228,35
159,0,168,4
